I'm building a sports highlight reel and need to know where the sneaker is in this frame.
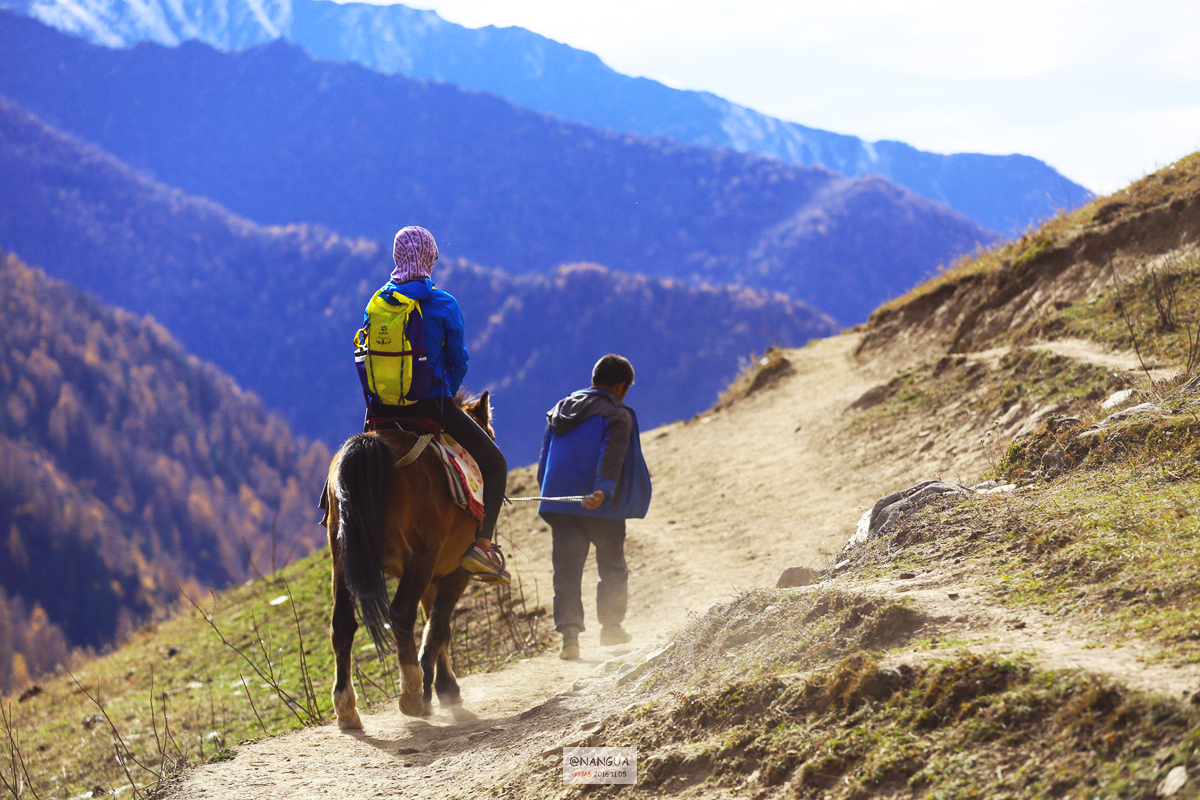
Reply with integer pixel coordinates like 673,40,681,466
600,626,632,646
461,542,511,585
559,631,580,661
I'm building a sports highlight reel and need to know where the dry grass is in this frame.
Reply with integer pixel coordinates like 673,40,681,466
0,545,552,798
872,150,1200,320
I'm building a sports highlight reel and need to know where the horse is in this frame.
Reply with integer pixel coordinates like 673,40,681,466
324,391,494,726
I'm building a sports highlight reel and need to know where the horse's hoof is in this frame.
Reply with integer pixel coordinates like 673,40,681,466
423,699,434,716
337,712,363,730
437,689,462,706
399,693,426,717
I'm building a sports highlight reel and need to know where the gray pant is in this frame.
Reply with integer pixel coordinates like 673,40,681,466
542,512,628,633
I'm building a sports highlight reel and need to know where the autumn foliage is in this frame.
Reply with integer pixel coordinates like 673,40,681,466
0,252,329,689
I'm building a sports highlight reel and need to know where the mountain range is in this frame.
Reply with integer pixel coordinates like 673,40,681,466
0,0,1092,234
0,10,995,327
0,96,836,463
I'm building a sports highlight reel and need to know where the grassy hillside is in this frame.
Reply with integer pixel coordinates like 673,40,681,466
0,543,550,797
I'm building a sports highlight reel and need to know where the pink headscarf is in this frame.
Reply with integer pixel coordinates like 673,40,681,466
390,226,439,283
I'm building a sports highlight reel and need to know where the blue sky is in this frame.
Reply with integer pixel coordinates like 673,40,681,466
356,0,1200,195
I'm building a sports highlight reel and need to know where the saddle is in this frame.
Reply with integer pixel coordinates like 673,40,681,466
370,416,485,523
318,418,485,526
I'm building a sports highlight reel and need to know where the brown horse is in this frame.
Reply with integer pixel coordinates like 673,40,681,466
325,392,493,726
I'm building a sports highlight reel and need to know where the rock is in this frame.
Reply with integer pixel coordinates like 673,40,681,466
1102,388,1136,409
396,746,420,755
898,572,916,580
846,509,873,548
776,566,819,588
1159,765,1187,796
1100,402,1169,426
866,480,973,539
947,593,960,600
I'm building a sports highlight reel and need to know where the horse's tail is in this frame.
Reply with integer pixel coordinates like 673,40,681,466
334,433,395,653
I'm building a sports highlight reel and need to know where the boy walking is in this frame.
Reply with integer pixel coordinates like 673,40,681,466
537,355,652,660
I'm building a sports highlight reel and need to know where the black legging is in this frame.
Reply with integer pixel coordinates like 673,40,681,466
369,398,507,541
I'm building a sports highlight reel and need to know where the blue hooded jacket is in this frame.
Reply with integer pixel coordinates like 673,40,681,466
365,278,468,401
537,389,652,520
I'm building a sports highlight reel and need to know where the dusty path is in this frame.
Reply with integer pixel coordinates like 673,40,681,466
173,333,919,798
171,332,1183,798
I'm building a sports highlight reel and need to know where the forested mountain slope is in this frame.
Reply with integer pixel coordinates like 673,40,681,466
0,97,835,461
0,10,996,326
0,251,330,689
0,0,1091,233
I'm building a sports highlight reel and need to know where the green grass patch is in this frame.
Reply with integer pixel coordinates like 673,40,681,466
1,547,551,797
574,653,1199,799
1028,254,1200,369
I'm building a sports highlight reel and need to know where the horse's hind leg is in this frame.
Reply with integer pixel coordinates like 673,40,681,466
422,571,471,707
329,526,363,730
392,554,435,717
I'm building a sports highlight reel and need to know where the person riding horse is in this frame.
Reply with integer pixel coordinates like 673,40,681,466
364,225,509,585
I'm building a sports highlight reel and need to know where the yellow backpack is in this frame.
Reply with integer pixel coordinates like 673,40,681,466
354,287,432,406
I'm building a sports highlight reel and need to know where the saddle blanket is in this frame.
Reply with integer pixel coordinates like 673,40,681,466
432,434,486,523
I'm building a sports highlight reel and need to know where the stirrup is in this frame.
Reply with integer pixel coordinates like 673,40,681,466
463,542,511,585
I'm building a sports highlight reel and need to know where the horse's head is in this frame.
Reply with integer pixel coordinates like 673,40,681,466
457,390,495,440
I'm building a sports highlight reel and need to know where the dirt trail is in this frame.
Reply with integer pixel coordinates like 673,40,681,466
170,333,1185,798
174,333,914,798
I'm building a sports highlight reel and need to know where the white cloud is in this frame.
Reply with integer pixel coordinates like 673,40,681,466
360,0,1200,194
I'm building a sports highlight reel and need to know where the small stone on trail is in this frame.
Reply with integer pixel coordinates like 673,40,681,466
1102,388,1136,410
397,746,420,755
1013,621,1026,629
947,593,960,600
776,566,819,588
1158,765,1188,796
898,572,916,580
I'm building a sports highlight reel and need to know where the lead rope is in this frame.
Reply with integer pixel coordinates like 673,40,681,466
504,495,588,503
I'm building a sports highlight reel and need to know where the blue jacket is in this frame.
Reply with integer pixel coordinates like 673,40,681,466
366,278,468,401
537,389,652,520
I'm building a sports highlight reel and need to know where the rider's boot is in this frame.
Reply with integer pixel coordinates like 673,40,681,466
461,539,512,585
